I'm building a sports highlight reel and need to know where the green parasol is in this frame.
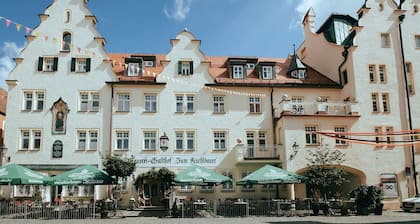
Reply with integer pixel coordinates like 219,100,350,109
174,165,231,186
51,165,115,185
0,163,51,185
236,164,307,185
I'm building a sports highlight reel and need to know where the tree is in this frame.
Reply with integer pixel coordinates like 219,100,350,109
103,155,136,184
134,167,175,196
304,141,349,201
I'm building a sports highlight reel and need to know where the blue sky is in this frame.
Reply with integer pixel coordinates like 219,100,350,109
0,0,366,90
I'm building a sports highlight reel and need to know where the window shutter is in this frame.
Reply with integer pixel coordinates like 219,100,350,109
189,61,194,74
178,61,182,74
53,57,59,71
38,57,43,71
86,58,91,72
70,58,76,72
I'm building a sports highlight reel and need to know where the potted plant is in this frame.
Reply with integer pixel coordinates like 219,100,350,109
373,186,384,215
351,185,382,216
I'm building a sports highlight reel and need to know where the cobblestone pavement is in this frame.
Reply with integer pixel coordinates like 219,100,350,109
0,210,419,224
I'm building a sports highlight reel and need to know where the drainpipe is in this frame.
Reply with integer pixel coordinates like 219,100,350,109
398,12,418,195
109,84,114,158
270,88,277,151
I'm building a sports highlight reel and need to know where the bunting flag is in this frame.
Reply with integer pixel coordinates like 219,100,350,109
16,23,21,32
5,19,11,27
25,27,31,35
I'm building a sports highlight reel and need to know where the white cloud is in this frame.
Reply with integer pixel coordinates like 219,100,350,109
163,0,193,21
291,0,365,30
0,42,23,90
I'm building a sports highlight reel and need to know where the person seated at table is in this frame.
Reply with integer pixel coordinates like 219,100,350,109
54,196,62,205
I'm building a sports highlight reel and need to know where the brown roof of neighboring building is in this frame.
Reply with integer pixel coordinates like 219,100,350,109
108,53,338,87
0,88,7,115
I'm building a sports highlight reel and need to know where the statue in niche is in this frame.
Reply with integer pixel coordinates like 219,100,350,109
51,98,69,135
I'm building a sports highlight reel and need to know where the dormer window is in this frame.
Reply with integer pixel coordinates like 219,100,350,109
246,63,255,70
287,54,307,79
233,65,244,79
125,57,143,76
61,32,71,52
261,66,273,79
178,61,193,75
143,61,154,67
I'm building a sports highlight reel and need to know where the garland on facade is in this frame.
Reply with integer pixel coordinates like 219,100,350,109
316,130,420,147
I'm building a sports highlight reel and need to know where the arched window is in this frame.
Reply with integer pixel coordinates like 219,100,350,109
62,32,71,51
64,10,71,23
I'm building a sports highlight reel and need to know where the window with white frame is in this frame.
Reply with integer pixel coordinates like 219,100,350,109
369,65,376,82
291,97,304,114
385,126,394,145
259,132,266,150
174,131,195,151
186,131,195,150
246,132,255,158
213,96,225,113
246,63,255,70
38,57,58,72
305,125,318,145
406,62,415,95
175,94,195,113
221,171,234,191
372,93,379,112
79,92,99,112
77,130,98,151
213,131,227,150
115,131,129,150
178,61,193,75
143,61,154,67
381,33,391,48
175,131,184,150
44,57,55,71
23,91,45,111
20,129,42,150
382,93,390,112
249,97,261,113
144,94,157,112
117,93,130,112
77,58,87,72
334,126,347,145
378,65,386,83
262,66,273,79
143,131,157,150
233,65,244,79
127,63,140,76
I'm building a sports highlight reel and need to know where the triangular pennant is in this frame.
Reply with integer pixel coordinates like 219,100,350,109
16,23,21,32
5,19,11,27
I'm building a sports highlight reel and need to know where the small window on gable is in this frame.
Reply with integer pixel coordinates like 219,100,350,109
64,10,71,23
38,57,58,72
178,61,193,75
124,58,142,76
62,32,71,52
381,33,391,48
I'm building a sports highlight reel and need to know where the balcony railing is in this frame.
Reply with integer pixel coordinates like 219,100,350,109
276,101,359,117
242,145,279,160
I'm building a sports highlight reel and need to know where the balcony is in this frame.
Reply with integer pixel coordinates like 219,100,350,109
237,145,280,164
276,101,360,118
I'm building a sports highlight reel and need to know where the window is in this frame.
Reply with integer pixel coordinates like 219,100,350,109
143,61,154,67
221,171,234,191
79,92,99,112
64,10,71,23
38,57,58,72
127,63,140,76
213,96,225,113
291,97,304,114
178,61,193,75
246,132,255,158
232,65,244,79
305,126,318,145
381,33,390,48
261,66,273,79
144,94,157,112
406,62,415,95
71,58,91,73
117,93,130,112
249,97,261,113
241,171,254,191
374,127,382,144
174,131,195,151
213,131,227,150
175,131,184,150
77,130,98,150
334,126,347,145
259,132,266,150
382,93,390,112
415,35,420,48
143,131,157,150
23,90,45,111
378,65,386,83
369,65,376,82
372,93,379,112
179,185,193,193
175,94,194,113
62,32,71,51
116,131,129,150
20,129,42,150
246,131,267,155
246,63,255,70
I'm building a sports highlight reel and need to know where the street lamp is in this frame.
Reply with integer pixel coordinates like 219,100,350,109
160,132,169,151
289,141,299,160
